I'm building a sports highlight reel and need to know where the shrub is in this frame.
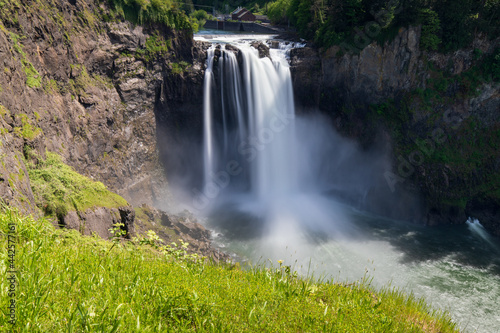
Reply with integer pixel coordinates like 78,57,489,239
108,0,192,30
419,8,441,51
26,151,128,217
136,34,171,61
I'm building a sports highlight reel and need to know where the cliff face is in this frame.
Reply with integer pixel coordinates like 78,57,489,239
0,0,205,216
290,26,500,236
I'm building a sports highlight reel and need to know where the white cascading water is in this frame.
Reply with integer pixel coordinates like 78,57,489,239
202,40,297,201
202,47,215,187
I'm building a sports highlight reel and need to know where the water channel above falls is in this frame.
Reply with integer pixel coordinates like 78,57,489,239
191,33,500,332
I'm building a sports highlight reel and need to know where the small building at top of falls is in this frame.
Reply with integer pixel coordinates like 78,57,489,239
231,7,256,21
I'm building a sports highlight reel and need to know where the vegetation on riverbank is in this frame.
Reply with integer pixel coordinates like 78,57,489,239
0,204,459,332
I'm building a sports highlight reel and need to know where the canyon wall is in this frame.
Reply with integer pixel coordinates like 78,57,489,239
0,0,205,217
290,26,500,236
1,0,498,238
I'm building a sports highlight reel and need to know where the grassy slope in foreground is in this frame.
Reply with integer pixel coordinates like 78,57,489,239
0,207,460,332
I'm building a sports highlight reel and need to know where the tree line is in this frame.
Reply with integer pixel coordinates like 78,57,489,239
266,0,499,51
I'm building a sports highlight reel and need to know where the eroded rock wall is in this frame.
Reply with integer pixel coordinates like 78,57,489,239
290,26,500,235
0,0,205,214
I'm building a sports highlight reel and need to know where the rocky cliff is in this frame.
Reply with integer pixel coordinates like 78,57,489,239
0,0,206,210
1,0,498,239
290,26,500,236
0,0,218,253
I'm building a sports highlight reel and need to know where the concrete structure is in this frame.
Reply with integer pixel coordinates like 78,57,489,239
255,15,270,23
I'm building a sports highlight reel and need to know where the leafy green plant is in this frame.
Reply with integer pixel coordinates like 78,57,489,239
13,114,42,140
267,0,292,25
109,222,127,242
190,9,210,20
418,8,441,51
171,61,190,75
132,230,201,262
136,35,172,61
132,229,164,247
108,0,192,30
26,150,128,217
160,239,203,262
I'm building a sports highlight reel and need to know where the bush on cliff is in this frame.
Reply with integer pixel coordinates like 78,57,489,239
109,0,192,30
25,151,128,219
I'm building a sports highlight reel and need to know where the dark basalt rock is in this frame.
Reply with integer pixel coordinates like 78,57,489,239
119,206,136,239
225,44,239,53
250,41,270,59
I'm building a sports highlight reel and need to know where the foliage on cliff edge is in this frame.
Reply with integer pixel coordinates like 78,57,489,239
25,150,128,220
266,0,499,51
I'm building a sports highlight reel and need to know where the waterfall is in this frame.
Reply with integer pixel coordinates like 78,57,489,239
202,41,298,202
203,47,215,189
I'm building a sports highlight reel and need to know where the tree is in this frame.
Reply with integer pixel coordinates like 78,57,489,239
419,8,441,50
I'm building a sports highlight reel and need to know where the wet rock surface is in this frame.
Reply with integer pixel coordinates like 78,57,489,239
250,41,270,58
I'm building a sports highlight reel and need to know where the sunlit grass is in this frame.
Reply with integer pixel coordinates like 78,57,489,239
26,151,128,218
0,206,459,332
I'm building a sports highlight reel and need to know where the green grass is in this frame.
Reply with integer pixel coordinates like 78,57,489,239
4,29,42,88
13,114,43,140
0,206,459,332
26,151,128,218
